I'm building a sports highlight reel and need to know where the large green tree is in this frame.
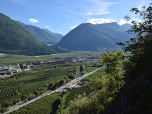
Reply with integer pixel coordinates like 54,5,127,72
117,3,152,79
100,50,125,94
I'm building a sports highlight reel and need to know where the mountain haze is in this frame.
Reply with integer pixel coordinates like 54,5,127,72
55,22,134,51
0,13,56,55
16,21,59,44
121,23,132,31
43,29,63,41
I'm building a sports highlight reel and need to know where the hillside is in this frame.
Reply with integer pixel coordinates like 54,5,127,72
55,22,134,51
43,29,63,41
17,21,59,44
0,13,56,55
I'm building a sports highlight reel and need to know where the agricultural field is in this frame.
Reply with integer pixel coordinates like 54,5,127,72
81,66,106,81
0,51,101,66
9,93,62,114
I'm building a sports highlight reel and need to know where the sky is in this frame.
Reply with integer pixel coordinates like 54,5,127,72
0,0,151,35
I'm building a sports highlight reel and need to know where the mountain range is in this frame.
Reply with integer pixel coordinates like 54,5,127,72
16,21,60,44
0,13,56,55
0,12,134,55
54,22,133,51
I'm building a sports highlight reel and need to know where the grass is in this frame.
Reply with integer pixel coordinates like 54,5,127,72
81,66,106,81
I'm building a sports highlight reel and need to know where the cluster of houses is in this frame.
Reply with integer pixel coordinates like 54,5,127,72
0,64,22,77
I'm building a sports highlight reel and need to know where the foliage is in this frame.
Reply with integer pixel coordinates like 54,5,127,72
64,77,113,114
115,3,152,113
64,86,87,107
117,3,152,78
86,78,102,94
100,50,125,94
80,64,87,75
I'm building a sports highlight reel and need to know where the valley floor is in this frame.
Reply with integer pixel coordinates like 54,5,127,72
4,67,102,114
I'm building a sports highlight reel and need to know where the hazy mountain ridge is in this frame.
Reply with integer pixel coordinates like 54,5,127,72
16,21,59,44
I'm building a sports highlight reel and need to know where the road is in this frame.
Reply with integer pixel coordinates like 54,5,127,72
4,67,101,114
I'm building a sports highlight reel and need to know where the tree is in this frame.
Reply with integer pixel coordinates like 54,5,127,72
100,50,125,94
80,64,86,75
48,82,54,90
64,76,69,82
73,66,79,75
21,95,28,100
59,79,66,86
80,64,85,71
117,3,152,78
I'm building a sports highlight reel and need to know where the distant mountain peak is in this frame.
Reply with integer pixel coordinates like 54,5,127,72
43,29,63,41
54,22,135,51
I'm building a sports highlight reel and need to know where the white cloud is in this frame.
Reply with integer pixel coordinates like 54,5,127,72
118,18,143,25
87,12,92,15
70,25,78,29
58,32,61,34
44,26,50,28
57,0,117,16
67,22,69,23
87,18,115,24
28,19,39,23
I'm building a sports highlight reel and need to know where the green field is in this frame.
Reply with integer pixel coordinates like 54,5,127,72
81,66,106,81
0,51,101,66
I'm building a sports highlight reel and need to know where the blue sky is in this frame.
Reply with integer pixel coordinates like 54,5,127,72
0,0,151,35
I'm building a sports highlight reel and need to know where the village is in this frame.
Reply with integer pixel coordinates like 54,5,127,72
0,56,99,78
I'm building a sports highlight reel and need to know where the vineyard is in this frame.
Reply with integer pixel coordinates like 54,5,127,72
9,93,61,114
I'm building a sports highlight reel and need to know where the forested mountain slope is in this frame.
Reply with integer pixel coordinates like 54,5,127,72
55,22,134,51
0,13,56,55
